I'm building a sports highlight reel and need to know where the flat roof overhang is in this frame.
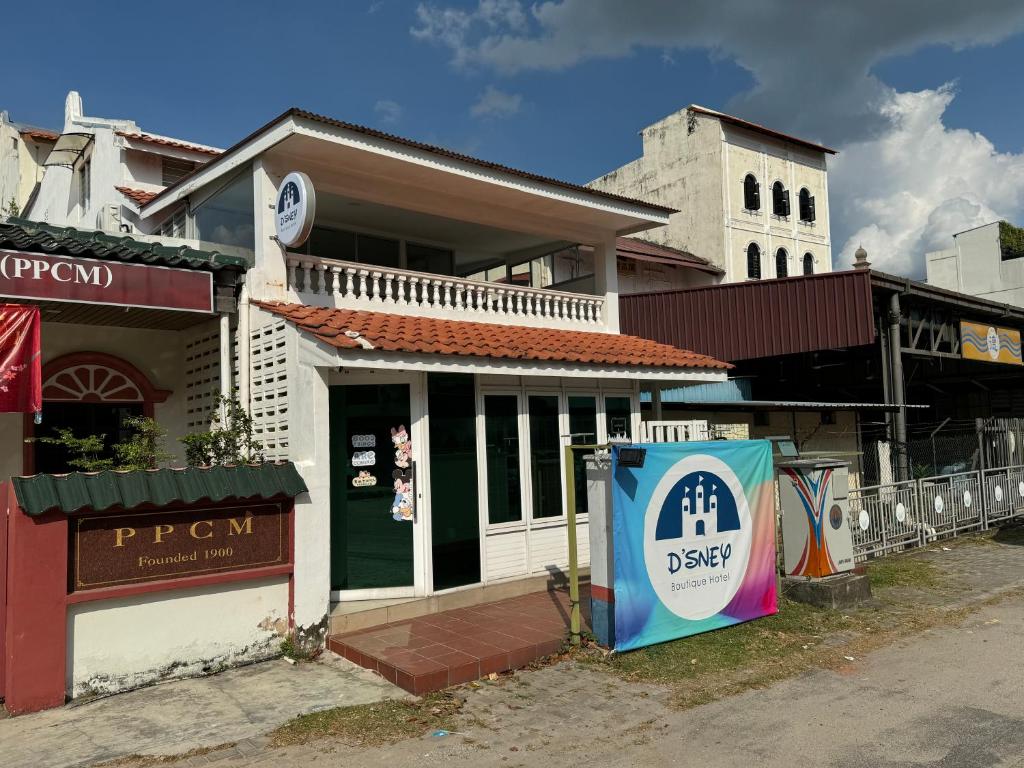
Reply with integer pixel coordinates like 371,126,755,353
2,296,219,331
141,112,673,245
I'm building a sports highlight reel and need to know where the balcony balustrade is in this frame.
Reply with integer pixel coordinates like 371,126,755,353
285,255,605,329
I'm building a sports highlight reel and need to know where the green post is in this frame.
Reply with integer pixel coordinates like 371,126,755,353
564,444,581,646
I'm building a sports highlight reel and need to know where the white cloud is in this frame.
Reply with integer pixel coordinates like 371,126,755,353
411,1,1024,276
373,99,403,124
830,85,1024,277
470,85,522,119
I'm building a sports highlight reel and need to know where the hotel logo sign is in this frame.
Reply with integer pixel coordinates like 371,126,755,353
0,249,213,313
275,171,316,248
961,320,1022,366
71,503,288,591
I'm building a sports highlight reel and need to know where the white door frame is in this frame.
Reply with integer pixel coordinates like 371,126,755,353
328,368,429,602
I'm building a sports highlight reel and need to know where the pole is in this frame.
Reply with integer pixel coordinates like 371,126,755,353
564,444,580,646
888,292,909,480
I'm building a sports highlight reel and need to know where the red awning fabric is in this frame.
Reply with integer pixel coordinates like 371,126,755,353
0,305,41,414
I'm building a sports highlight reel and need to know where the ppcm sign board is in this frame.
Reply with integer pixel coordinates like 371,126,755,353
0,249,213,313
961,321,1022,366
611,441,777,651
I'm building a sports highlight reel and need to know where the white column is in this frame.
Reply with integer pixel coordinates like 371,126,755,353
238,283,251,415
252,158,287,300
219,312,232,418
593,235,619,333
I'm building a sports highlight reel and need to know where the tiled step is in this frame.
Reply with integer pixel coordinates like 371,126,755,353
328,586,591,695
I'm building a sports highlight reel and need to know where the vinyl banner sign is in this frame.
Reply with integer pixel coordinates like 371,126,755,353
0,303,41,413
0,249,213,313
611,441,777,651
960,321,1022,366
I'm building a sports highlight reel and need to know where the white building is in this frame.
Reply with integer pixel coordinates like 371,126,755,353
926,221,1024,308
590,104,836,284
1,93,729,697
0,112,59,216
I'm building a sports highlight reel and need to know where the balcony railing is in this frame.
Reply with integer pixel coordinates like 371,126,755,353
286,255,606,329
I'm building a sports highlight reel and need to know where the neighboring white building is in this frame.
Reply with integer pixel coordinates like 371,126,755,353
926,221,1024,308
0,112,59,215
590,104,836,284
16,92,224,244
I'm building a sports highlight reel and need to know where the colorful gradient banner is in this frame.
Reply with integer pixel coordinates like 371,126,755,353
611,441,777,652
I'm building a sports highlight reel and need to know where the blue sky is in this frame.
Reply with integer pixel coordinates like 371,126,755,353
6,1,1024,276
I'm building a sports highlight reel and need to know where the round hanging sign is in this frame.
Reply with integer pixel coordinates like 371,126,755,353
934,495,944,515
895,502,907,523
962,489,972,508
858,510,870,531
275,171,316,248
995,485,1004,503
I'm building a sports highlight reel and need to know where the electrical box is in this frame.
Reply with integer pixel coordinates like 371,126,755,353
777,459,855,577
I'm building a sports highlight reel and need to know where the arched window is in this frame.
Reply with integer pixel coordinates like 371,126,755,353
798,188,816,222
775,248,788,278
746,243,762,280
743,174,760,211
803,252,814,275
771,181,790,217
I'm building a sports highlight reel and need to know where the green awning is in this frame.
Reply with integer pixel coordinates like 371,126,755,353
12,462,308,516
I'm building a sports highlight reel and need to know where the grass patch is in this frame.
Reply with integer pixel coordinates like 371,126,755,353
93,743,235,767
270,692,462,748
866,555,939,589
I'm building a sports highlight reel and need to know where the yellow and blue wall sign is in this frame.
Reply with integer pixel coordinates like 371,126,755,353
610,441,777,652
961,321,1022,366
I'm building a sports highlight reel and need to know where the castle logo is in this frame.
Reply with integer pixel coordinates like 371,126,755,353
642,454,752,621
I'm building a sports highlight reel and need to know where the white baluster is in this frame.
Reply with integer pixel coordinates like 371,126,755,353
370,271,382,302
395,274,408,306
442,281,454,308
543,295,551,318
287,259,298,291
594,299,603,325
383,273,394,305
455,283,465,311
409,276,420,305
344,268,355,298
317,264,328,295
301,262,313,293
358,269,369,300
330,266,341,296
430,280,440,307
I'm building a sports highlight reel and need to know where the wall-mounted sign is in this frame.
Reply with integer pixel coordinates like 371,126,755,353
961,321,1022,366
351,434,376,448
352,450,376,467
275,171,316,248
610,441,776,652
70,504,287,591
352,471,377,488
0,249,213,313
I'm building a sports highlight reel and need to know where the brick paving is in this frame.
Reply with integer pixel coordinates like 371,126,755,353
328,586,591,694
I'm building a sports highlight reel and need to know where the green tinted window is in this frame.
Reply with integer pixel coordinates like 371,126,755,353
528,395,562,519
605,396,632,441
485,395,522,524
568,396,597,516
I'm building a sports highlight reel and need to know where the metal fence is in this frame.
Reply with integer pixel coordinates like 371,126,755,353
847,465,1024,560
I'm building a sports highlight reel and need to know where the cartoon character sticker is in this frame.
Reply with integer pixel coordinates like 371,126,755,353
352,470,377,488
391,469,414,521
391,425,412,469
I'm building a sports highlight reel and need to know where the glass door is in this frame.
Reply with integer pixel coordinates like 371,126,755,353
329,379,420,597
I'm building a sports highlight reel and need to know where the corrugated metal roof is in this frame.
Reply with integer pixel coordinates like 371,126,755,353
143,108,678,216
0,218,247,271
644,399,928,411
12,462,307,516
620,271,877,362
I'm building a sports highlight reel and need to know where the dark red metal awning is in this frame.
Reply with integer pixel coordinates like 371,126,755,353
620,271,877,362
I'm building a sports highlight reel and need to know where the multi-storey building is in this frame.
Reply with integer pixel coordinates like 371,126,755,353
926,220,1024,308
591,104,836,284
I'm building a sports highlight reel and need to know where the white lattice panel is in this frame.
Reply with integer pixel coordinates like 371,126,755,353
183,322,222,430
250,319,290,459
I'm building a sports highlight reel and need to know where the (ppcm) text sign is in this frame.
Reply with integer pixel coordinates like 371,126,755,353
0,249,213,313
71,503,287,591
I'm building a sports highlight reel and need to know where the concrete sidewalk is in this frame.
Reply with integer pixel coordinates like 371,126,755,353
0,652,404,768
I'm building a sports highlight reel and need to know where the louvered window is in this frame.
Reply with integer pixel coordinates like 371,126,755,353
743,174,760,211
799,188,816,222
162,156,196,186
772,182,790,217
747,243,761,280
803,252,814,275
775,248,788,278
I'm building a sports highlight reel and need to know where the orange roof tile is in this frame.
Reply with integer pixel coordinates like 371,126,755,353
19,128,60,142
256,302,730,371
115,186,160,205
115,131,221,156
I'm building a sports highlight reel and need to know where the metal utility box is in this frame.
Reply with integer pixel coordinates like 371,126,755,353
777,459,855,577
584,454,614,647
